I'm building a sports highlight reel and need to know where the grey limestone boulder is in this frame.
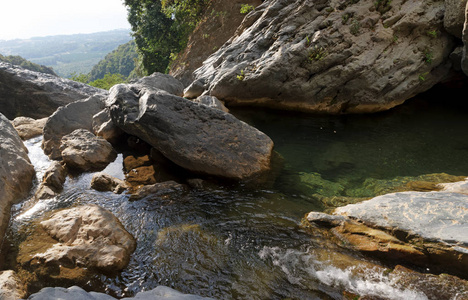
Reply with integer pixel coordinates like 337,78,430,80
444,0,468,38
0,62,105,119
190,0,455,113
60,129,117,172
335,191,468,246
108,83,274,180
42,94,107,160
0,113,35,241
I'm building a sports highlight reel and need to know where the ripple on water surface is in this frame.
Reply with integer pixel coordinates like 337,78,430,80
8,92,468,299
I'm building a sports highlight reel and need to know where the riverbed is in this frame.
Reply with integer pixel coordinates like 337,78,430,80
6,86,468,299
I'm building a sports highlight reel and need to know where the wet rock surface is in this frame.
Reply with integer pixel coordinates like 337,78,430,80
0,113,35,242
190,0,455,113
0,62,104,119
108,83,274,180
34,161,67,200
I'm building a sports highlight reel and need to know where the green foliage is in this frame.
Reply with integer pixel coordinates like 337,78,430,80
419,72,429,82
375,0,392,14
424,49,433,64
237,69,245,81
240,4,255,14
124,0,209,75
88,73,127,90
70,72,89,83
88,40,138,81
350,19,361,35
427,30,438,38
0,54,57,76
0,29,132,78
342,13,351,24
308,46,327,62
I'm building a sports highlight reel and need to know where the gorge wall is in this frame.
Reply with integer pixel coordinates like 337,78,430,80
178,0,468,114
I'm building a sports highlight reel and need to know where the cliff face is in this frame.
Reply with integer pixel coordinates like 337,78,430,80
169,0,262,85
183,0,467,113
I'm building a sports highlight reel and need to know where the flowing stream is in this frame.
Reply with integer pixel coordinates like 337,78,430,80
6,87,468,299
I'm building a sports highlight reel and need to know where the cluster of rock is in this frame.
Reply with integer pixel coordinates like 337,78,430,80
304,178,468,279
0,62,277,299
183,0,468,113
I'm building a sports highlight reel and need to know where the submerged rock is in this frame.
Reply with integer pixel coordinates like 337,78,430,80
91,172,128,194
28,285,215,300
129,181,188,201
60,129,117,172
108,83,274,180
18,205,136,286
12,117,48,140
42,94,107,160
0,113,35,242
34,161,67,200
0,62,105,119
190,0,454,113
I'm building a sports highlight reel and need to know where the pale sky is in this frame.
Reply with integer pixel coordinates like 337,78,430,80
0,0,131,40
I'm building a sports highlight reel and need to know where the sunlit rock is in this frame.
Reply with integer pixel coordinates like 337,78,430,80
60,129,117,172
0,113,35,242
0,270,26,300
42,94,107,160
108,83,274,180
18,205,136,287
11,116,47,140
190,0,454,113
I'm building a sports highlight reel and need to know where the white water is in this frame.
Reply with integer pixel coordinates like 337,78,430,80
259,246,430,300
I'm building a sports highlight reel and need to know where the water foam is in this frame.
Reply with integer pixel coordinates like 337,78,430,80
259,246,429,300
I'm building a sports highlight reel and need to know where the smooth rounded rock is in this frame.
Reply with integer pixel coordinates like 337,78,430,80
60,129,117,172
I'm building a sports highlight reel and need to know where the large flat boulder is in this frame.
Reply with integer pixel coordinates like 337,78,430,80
189,0,455,113
306,189,468,278
0,113,35,243
18,205,136,286
0,62,105,119
335,191,468,245
108,83,274,180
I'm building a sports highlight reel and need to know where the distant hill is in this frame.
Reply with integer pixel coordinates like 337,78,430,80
0,54,57,76
88,40,137,81
0,29,132,78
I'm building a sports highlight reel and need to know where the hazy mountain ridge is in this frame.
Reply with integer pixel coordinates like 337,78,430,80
0,29,132,78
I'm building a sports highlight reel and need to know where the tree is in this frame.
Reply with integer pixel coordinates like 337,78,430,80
124,0,209,75
124,0,180,75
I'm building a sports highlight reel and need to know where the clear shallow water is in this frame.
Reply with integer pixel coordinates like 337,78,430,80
7,89,468,299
